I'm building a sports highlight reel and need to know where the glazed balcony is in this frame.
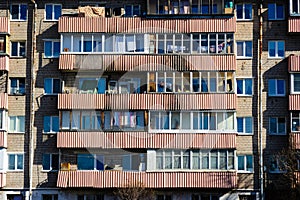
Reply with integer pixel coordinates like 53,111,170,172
289,54,300,72
0,131,7,148
57,170,236,189
57,132,236,149
0,172,5,188
58,16,236,33
58,93,236,110
288,17,300,33
289,95,300,110
59,54,236,71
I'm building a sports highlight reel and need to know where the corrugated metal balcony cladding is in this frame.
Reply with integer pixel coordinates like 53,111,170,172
57,132,236,149
0,17,9,34
0,173,6,188
289,54,300,72
0,56,9,71
0,131,7,148
288,17,300,33
57,171,237,188
59,54,236,71
58,17,236,33
289,95,300,110
58,93,236,110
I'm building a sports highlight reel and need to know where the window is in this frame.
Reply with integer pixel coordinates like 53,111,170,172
10,78,25,95
237,117,253,134
268,41,284,58
124,5,140,17
148,71,234,93
44,40,60,58
44,116,59,133
0,36,6,53
238,155,253,172
156,195,172,200
7,194,24,200
77,154,104,170
291,0,300,15
42,194,58,200
191,194,219,200
269,117,286,135
268,79,285,96
8,153,24,171
11,4,27,20
11,42,25,57
236,41,252,57
9,116,25,133
291,74,300,93
291,113,300,132
78,195,104,200
156,149,234,170
42,154,59,171
236,4,252,20
268,3,284,20
45,4,61,21
236,78,252,95
270,156,286,173
44,78,61,94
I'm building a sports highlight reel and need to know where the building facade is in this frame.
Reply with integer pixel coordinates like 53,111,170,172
0,0,299,199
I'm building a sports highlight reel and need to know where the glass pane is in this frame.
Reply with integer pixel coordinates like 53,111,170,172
53,79,61,93
53,42,60,57
245,41,252,57
236,42,243,56
237,79,243,94
10,116,16,131
182,113,191,129
42,154,51,170
77,154,94,170
45,4,52,20
246,155,253,171
278,41,285,57
44,41,52,57
19,42,26,57
238,156,244,170
277,80,285,95
193,112,199,129
17,154,23,170
245,4,252,19
278,118,286,133
237,117,244,133
245,79,253,95
19,116,25,132
11,42,18,56
8,155,15,170
52,154,59,170
11,5,19,19
268,4,276,19
268,41,276,57
268,79,276,95
43,116,50,132
62,111,70,129
236,4,243,19
54,5,62,20
52,116,59,132
201,151,209,169
210,151,218,169
277,4,284,19
44,79,52,93
269,118,277,133
294,74,300,92
20,5,27,20
171,112,180,129
245,117,253,133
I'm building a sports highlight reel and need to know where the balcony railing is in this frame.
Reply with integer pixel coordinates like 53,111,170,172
288,17,300,33
0,131,7,148
57,132,236,149
58,17,236,33
0,17,9,34
0,93,8,109
59,54,236,71
289,95,300,110
58,93,236,110
0,172,5,188
289,54,300,72
291,132,300,149
57,170,236,188
0,56,9,71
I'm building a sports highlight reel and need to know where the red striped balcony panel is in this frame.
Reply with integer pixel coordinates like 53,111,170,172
57,132,236,149
289,95,300,110
0,93,8,109
58,93,236,110
58,17,236,33
59,54,236,71
0,56,9,71
288,17,300,33
0,17,9,34
289,55,300,72
0,131,7,148
291,133,300,149
0,172,6,188
57,171,237,188
295,172,300,186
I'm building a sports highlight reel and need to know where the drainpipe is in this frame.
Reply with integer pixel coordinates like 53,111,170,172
29,1,37,200
258,1,264,200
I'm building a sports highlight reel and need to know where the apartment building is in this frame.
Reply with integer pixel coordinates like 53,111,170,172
0,0,299,199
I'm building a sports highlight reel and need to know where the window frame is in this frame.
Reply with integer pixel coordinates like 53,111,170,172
268,3,285,20
42,153,59,171
43,116,59,133
269,117,286,135
291,73,300,94
44,78,62,95
9,116,25,133
7,153,24,171
44,4,62,21
9,77,26,95
269,156,286,173
236,41,252,58
237,155,253,173
10,41,26,57
124,4,141,17
236,3,252,20
44,39,60,58
237,117,253,134
268,40,285,58
10,4,27,21
290,0,300,15
268,79,286,97
236,78,253,96
291,112,300,132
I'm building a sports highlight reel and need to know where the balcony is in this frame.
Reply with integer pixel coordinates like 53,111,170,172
0,172,5,188
58,16,236,33
58,93,236,110
0,17,9,34
0,56,9,71
0,131,7,148
57,132,236,149
289,95,300,110
291,132,300,149
0,93,8,109
289,55,300,72
288,17,300,33
59,54,236,71
57,170,236,188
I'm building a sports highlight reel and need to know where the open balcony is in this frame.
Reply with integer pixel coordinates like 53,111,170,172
58,16,236,33
58,93,236,110
57,170,236,188
57,132,236,149
0,131,7,148
0,172,5,188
